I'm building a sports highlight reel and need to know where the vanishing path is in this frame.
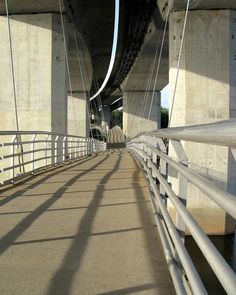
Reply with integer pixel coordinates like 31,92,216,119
0,151,174,295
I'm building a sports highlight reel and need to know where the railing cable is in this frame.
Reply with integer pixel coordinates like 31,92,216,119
4,0,19,132
146,1,172,130
58,0,79,136
73,29,94,138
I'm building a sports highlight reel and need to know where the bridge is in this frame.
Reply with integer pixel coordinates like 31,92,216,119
0,0,236,294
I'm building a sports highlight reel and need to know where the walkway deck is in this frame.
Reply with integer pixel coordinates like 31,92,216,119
0,151,174,295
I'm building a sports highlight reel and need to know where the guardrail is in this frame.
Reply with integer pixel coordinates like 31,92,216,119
0,131,106,185
127,119,236,295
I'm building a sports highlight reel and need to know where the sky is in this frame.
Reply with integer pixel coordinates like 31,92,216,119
161,84,169,108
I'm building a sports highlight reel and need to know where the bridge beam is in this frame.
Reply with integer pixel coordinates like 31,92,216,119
123,91,161,138
169,9,236,234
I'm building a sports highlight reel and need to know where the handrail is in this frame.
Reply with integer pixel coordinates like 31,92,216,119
127,119,236,294
0,131,106,185
133,119,236,148
134,142,236,219
0,130,90,139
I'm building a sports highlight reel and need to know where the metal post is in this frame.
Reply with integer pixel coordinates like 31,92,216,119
31,134,37,174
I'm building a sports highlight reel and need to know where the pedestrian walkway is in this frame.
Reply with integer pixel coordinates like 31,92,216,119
0,151,174,295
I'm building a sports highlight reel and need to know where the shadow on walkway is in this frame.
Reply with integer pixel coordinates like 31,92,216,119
46,153,122,295
0,154,109,255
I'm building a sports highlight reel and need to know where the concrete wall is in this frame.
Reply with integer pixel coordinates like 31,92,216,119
169,10,236,234
0,13,67,182
68,92,90,137
123,91,160,138
0,13,67,133
101,105,111,132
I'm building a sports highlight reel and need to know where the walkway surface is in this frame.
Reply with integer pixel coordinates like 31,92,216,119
0,151,174,295
107,126,126,149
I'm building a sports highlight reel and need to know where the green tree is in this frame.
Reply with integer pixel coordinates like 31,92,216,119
111,109,123,128
161,107,169,128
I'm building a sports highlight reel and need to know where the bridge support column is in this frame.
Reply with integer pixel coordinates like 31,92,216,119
68,93,90,137
169,10,236,234
0,13,67,134
101,105,111,132
123,91,161,138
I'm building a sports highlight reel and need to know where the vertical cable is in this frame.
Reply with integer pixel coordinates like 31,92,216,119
168,0,190,127
146,3,171,130
73,29,93,138
5,0,19,131
58,0,79,136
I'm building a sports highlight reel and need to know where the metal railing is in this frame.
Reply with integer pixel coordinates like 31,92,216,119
127,119,236,295
0,131,106,185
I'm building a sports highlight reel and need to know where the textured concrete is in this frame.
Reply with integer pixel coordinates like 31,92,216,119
68,93,90,137
168,10,236,234
107,126,126,149
0,151,174,295
123,92,161,139
0,13,67,133
101,105,111,132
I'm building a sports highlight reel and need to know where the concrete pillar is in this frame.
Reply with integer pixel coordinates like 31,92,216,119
169,10,236,234
123,91,161,138
68,92,90,137
101,105,111,132
0,13,67,133
0,13,67,182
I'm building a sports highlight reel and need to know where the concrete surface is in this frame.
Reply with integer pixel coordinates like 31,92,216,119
0,13,67,134
68,92,90,137
168,10,236,234
107,126,126,149
123,92,161,139
0,151,174,295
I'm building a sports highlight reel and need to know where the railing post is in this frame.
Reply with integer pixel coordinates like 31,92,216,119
45,134,49,168
76,138,79,158
156,138,168,204
11,135,17,183
62,136,67,162
54,136,59,166
170,139,189,242
31,134,37,174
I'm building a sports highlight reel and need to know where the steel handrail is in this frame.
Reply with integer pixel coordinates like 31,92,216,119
127,119,236,294
0,132,106,185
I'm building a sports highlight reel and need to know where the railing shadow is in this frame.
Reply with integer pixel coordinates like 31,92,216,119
46,153,122,295
130,157,174,294
0,154,109,255
0,155,99,208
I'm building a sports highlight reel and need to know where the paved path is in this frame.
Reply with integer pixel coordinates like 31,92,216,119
0,151,174,295
107,126,126,149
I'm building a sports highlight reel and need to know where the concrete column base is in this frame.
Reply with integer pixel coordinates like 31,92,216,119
123,91,161,138
68,93,90,137
168,9,236,235
101,105,111,133
0,13,67,182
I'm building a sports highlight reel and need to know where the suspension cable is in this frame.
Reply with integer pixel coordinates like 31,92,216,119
58,0,80,137
5,0,19,132
168,0,190,127
94,76,106,129
146,1,172,130
73,29,94,138
139,62,155,132
89,0,120,101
